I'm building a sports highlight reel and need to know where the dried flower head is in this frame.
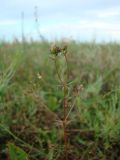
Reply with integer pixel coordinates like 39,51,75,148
50,44,61,56
61,45,67,54
50,44,68,56
73,84,84,95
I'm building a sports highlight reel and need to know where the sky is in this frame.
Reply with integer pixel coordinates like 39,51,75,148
0,0,120,42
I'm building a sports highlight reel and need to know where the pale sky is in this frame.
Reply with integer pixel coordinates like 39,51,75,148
0,0,120,41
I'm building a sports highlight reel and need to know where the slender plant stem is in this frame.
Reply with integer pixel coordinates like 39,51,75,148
64,53,69,80
54,57,68,159
54,57,64,86
65,100,75,121
63,85,68,160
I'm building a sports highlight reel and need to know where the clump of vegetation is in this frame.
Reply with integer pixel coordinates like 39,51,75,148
0,39,120,159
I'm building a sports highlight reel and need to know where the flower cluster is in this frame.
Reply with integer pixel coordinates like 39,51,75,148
50,44,67,56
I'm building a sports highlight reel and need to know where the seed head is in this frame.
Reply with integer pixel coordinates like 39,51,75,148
50,45,61,56
61,45,67,54
73,84,84,95
50,44,68,56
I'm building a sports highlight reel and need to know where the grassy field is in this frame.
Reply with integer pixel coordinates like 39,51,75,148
0,39,120,159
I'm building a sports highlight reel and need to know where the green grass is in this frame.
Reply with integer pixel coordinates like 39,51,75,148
0,39,120,159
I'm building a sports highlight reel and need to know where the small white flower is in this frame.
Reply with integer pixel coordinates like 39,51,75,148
37,73,42,79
